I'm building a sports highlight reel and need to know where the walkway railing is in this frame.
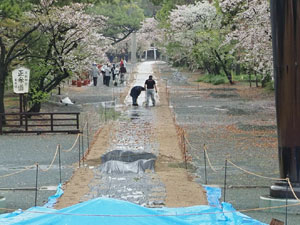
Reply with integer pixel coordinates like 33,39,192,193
0,112,80,135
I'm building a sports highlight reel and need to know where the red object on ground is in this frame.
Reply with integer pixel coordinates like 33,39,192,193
83,79,89,85
72,80,77,85
77,80,82,87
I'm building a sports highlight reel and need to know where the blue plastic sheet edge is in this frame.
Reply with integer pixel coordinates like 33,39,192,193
0,185,267,225
43,183,64,208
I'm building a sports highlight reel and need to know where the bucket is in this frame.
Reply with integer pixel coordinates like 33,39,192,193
77,80,82,87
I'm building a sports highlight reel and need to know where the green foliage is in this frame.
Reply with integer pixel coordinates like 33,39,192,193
232,73,265,84
0,0,38,19
197,74,226,85
265,80,275,91
136,0,161,17
87,0,144,41
155,0,196,26
28,88,50,106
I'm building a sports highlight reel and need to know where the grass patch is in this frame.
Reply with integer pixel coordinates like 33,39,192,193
265,80,275,91
99,107,121,122
197,74,226,85
4,96,19,109
168,162,197,173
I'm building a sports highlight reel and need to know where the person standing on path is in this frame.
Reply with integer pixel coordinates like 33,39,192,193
130,86,145,106
119,64,127,84
90,63,100,86
104,64,112,86
144,75,157,106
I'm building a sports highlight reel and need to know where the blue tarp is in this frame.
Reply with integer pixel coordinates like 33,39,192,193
43,184,64,208
0,186,267,225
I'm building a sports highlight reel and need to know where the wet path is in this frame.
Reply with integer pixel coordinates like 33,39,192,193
81,62,166,207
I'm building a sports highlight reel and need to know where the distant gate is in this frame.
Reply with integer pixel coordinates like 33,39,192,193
0,112,80,135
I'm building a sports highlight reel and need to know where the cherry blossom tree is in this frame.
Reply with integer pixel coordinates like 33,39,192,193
0,0,109,115
0,1,43,120
164,1,236,83
220,0,272,86
27,2,108,111
136,17,164,60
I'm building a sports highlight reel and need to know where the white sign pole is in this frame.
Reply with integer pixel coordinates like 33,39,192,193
12,67,30,125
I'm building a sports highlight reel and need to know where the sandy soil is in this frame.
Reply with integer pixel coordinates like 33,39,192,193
54,65,207,209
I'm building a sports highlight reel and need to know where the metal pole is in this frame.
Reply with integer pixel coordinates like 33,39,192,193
223,159,228,202
165,79,168,95
35,163,39,207
58,144,62,184
87,122,90,150
183,134,187,170
286,177,288,225
81,133,84,166
78,135,81,168
104,103,107,122
204,147,207,185
0,114,3,135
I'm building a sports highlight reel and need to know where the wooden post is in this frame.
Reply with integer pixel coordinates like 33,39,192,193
269,218,284,225
19,94,23,126
270,0,300,198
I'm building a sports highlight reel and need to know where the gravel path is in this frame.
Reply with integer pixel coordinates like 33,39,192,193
80,62,166,207
156,63,300,224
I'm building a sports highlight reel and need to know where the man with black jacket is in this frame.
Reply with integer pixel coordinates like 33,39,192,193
144,75,157,106
130,86,145,106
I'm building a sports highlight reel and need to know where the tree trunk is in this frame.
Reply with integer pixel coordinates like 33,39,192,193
28,102,41,113
213,64,220,75
214,50,234,84
28,69,70,112
248,70,252,87
0,66,7,124
203,61,212,74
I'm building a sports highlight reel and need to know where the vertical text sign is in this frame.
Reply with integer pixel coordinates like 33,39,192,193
12,67,30,94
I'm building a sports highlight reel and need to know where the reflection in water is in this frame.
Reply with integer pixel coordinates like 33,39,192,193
130,112,140,120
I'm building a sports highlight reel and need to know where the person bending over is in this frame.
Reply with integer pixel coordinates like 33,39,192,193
130,86,145,106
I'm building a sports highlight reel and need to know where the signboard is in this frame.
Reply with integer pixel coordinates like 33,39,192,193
12,67,30,94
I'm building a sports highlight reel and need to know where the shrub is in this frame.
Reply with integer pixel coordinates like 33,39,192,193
265,80,275,91
197,74,226,85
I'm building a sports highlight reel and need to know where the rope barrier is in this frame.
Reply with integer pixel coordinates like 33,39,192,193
184,137,222,172
0,164,36,179
82,121,88,130
183,134,300,202
227,159,287,181
62,133,80,152
39,145,59,172
203,144,223,172
287,178,300,201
